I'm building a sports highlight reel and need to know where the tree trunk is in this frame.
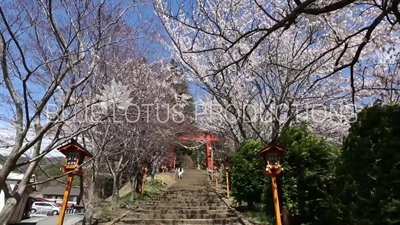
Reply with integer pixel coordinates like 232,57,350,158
0,197,18,225
0,150,20,192
83,179,96,225
282,207,291,225
247,201,254,210
135,172,142,193
0,142,40,224
83,159,98,225
130,173,138,201
151,164,156,181
0,170,35,224
271,119,280,143
76,175,84,206
111,173,120,209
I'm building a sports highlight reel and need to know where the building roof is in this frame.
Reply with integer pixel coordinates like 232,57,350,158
41,186,80,196
57,139,93,158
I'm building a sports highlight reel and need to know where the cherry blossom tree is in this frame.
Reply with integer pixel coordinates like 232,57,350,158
83,57,189,210
0,0,140,223
154,0,400,144
154,0,399,99
173,26,358,144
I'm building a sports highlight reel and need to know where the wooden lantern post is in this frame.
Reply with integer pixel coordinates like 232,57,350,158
223,158,231,199
214,165,220,187
141,160,150,196
56,139,93,225
173,157,177,180
258,144,285,225
161,165,167,184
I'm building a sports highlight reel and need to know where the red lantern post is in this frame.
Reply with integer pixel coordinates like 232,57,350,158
57,139,93,225
258,144,285,225
223,158,231,199
160,165,167,184
141,160,150,196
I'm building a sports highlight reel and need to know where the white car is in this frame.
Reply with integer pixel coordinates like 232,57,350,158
30,202,60,215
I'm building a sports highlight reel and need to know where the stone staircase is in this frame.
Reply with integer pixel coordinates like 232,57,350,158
116,170,243,225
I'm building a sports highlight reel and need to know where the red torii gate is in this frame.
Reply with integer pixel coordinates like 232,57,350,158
169,132,218,171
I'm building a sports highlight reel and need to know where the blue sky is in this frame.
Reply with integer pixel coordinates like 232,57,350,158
136,2,207,103
0,2,205,157
2,1,379,157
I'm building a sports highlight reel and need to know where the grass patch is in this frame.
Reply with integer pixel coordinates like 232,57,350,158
245,210,272,225
96,180,167,221
119,180,165,209
235,205,273,225
98,205,113,222
96,202,125,223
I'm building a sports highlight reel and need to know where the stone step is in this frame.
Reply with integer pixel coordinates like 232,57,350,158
169,186,210,188
161,192,217,195
155,198,220,202
171,181,208,183
162,191,215,194
163,190,215,193
152,195,219,198
161,194,217,197
171,176,206,178
163,188,214,191
173,174,205,175
172,179,207,181
144,202,225,207
141,206,228,211
147,197,221,204
126,212,237,219
158,194,219,198
156,195,219,199
135,209,235,214
146,200,223,205
174,173,206,175
156,197,218,200
116,218,240,224
172,178,207,180
153,196,219,199
169,185,212,191
116,170,241,225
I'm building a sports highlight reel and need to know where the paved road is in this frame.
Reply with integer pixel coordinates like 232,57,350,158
21,215,84,225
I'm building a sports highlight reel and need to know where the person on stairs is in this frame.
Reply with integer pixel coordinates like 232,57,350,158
178,167,184,179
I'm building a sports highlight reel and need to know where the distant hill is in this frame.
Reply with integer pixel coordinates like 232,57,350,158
0,154,72,193
0,154,7,164
0,154,65,173
0,154,29,173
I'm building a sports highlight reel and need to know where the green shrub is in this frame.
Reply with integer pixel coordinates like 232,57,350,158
230,139,265,209
268,124,340,225
337,104,400,225
230,125,345,225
